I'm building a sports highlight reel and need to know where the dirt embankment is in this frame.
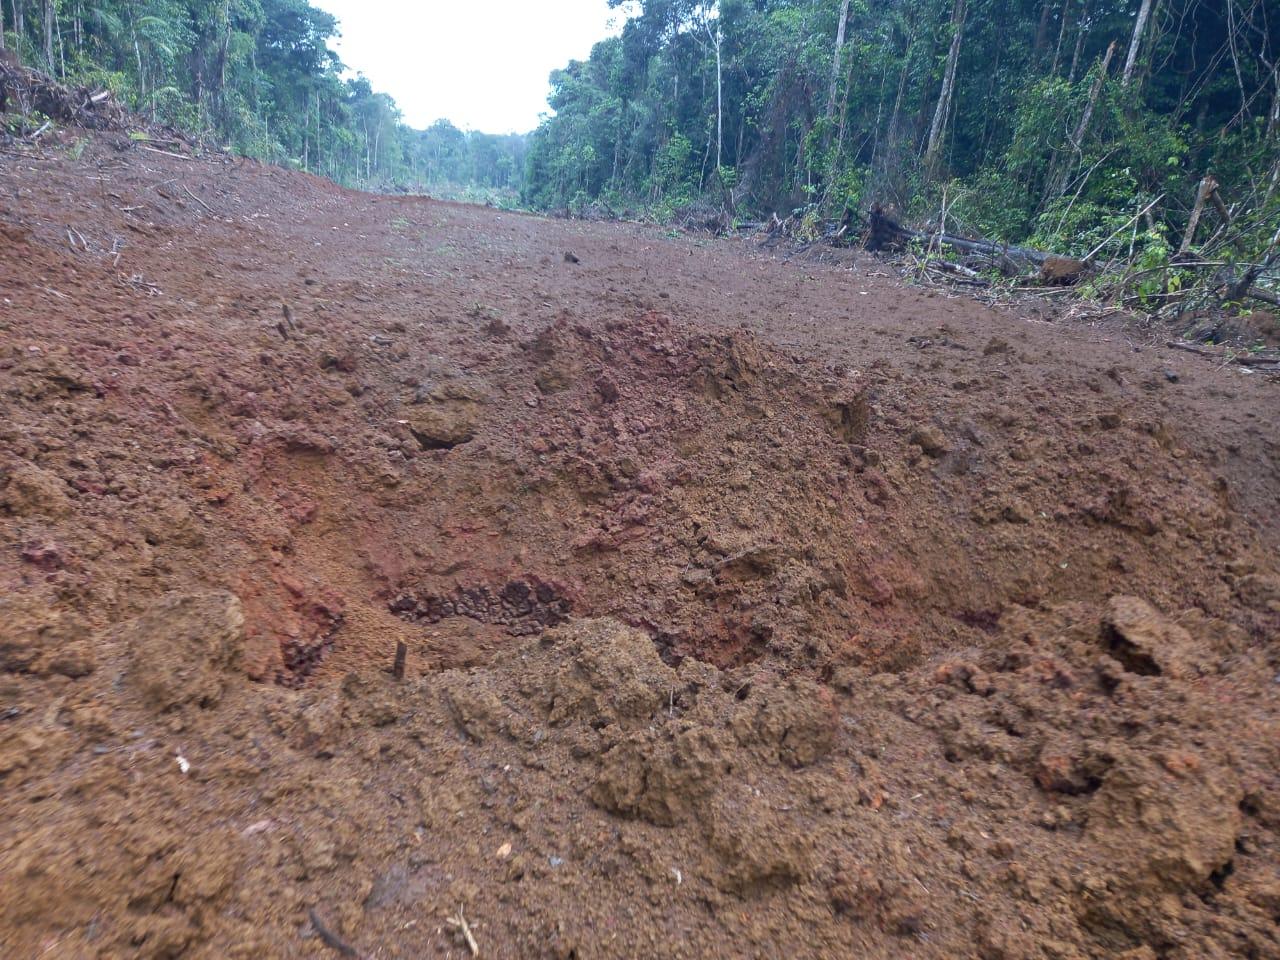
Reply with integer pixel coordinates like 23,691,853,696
1,133,1278,959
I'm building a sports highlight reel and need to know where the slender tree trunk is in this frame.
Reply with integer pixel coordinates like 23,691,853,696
884,23,916,171
1047,40,1116,201
826,0,853,119
42,0,54,69
56,0,64,79
13,0,23,64
1050,0,1071,76
1034,0,1054,55
1,1,6,51
1121,0,1153,89
714,24,722,170
925,0,968,171
1068,0,1089,82
1178,175,1216,256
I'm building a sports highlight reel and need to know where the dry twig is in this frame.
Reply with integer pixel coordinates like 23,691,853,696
446,905,480,957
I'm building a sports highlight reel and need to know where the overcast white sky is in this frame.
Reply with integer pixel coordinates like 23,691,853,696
312,1,628,134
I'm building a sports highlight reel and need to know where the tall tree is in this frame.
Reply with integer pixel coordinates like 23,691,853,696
925,0,968,171
1120,0,1153,88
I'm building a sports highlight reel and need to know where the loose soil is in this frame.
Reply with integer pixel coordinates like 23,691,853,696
2,133,1279,959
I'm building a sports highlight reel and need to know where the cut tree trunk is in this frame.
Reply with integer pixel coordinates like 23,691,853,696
1177,175,1216,257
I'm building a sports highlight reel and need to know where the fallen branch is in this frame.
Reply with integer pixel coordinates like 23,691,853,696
1166,340,1280,367
140,144,192,161
182,184,214,214
1082,194,1165,263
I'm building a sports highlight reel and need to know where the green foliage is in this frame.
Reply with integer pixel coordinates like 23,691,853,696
4,0,525,196
522,0,1280,285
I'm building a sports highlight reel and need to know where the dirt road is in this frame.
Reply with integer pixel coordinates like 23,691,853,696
2,134,1278,959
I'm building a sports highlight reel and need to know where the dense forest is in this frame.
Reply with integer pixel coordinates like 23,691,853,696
4,0,1278,282
525,0,1280,271
0,0,527,197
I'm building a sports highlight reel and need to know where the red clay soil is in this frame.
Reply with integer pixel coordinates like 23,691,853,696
2,133,1279,960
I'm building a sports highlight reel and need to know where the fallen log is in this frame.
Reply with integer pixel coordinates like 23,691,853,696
867,204,1055,275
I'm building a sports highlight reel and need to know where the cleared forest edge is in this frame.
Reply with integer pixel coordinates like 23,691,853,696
1,135,1278,958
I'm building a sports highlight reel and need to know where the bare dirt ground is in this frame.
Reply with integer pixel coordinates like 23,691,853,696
2,132,1279,960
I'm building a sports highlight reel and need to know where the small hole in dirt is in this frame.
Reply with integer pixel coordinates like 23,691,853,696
409,429,472,451
1240,794,1261,817
734,682,753,701
1202,859,1234,901
955,609,1002,634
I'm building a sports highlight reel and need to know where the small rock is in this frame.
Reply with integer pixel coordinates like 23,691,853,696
594,374,620,403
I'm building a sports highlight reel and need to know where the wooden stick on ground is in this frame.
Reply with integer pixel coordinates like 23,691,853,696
140,144,192,160
308,909,357,958
447,905,480,957
1166,340,1280,367
182,184,213,213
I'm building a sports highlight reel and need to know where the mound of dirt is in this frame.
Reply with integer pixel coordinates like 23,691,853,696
1,134,1277,958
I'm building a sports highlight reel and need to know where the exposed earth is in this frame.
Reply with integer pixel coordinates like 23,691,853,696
2,133,1279,959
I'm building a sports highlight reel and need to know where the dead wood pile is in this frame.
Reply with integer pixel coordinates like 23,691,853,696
0,58,127,131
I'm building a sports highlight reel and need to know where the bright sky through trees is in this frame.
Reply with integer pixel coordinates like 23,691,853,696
312,0,627,133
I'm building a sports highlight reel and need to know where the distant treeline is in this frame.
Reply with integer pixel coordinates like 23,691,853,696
523,0,1280,262
0,0,526,195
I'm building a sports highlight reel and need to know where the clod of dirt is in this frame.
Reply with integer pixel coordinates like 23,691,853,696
1084,752,1242,934
0,599,94,678
1102,595,1199,678
118,591,245,711
910,425,949,457
0,459,74,517
1033,734,1113,795
704,792,814,895
591,724,729,826
535,618,675,727
730,677,837,767
1236,572,1280,613
821,390,871,443
404,403,477,450
392,577,571,637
